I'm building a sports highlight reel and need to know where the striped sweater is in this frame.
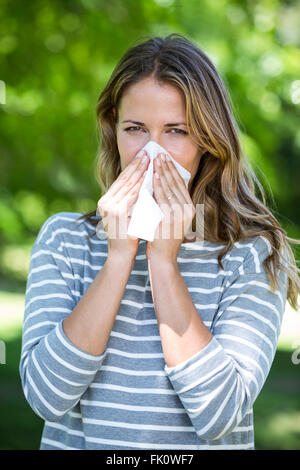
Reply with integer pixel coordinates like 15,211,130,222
19,211,288,450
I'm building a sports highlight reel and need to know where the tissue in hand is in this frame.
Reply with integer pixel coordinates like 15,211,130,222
127,141,191,242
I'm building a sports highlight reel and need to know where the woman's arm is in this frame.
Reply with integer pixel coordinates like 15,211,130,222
63,252,135,356
20,239,135,423
148,256,213,368
148,250,288,441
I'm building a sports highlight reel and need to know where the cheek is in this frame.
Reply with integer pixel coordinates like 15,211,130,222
117,132,141,170
172,143,200,173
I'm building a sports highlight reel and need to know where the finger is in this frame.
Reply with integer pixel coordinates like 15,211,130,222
114,154,149,201
164,154,191,203
109,150,149,197
121,170,147,212
153,158,174,207
158,154,186,205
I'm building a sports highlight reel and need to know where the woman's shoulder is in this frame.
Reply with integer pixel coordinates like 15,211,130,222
33,211,99,251
222,234,274,279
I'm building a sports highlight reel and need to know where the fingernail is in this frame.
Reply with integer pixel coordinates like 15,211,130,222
161,153,165,162
142,154,148,163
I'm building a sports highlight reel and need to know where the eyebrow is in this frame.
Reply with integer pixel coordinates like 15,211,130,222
121,120,187,127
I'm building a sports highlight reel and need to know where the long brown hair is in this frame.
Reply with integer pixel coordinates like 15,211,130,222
76,33,300,311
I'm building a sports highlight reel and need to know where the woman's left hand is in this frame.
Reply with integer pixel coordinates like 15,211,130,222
146,152,196,263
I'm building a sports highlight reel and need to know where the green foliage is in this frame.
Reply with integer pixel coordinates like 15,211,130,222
0,0,300,254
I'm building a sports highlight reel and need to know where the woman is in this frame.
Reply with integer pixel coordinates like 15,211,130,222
20,33,300,450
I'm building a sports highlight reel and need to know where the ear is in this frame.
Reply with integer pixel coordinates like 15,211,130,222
112,106,116,121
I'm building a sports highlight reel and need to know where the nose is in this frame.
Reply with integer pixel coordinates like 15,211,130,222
145,135,165,150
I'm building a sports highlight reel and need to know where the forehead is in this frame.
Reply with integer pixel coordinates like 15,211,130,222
119,78,186,112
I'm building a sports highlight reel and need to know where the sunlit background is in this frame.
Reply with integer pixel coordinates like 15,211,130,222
0,0,300,450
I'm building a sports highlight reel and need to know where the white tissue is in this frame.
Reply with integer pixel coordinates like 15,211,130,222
127,141,191,242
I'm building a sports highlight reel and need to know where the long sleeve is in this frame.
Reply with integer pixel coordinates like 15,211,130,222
19,222,106,422
164,236,288,441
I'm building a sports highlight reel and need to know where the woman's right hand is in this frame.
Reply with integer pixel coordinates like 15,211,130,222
97,149,150,261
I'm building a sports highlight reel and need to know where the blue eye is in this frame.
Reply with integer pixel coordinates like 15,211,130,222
124,126,187,135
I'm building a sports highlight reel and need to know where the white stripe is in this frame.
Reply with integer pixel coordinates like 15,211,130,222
195,377,238,437
115,315,211,329
31,249,72,269
100,365,165,376
48,227,106,245
216,306,278,334
216,319,275,354
80,400,186,414
249,245,260,273
120,298,144,309
181,270,233,278
89,383,176,395
219,293,281,323
126,283,150,292
56,323,106,361
121,299,217,312
22,335,46,352
25,293,73,310
45,422,85,437
45,336,96,375
115,315,157,326
40,438,67,449
175,358,232,395
214,334,271,369
187,286,224,294
24,321,57,336
41,363,85,387
177,257,219,264
67,258,103,270
234,425,253,432
83,417,194,432
26,370,67,417
45,227,94,245
28,263,60,279
212,387,249,440
224,279,284,309
186,367,236,415
26,279,66,294
223,348,261,390
183,243,226,252
259,235,272,254
57,242,106,256
32,349,82,400
63,272,94,283
110,331,161,342
126,284,224,294
37,215,81,241
85,436,202,449
165,343,223,379
103,346,163,359
24,307,70,326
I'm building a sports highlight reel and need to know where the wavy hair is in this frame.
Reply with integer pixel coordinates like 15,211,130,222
76,33,300,311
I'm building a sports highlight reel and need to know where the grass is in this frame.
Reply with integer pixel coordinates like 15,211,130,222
0,290,299,450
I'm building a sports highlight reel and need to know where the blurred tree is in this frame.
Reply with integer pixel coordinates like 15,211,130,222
0,0,299,261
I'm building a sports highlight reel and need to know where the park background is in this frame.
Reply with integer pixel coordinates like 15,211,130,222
0,0,300,450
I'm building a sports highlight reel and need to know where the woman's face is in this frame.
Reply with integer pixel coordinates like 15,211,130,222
114,77,205,191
